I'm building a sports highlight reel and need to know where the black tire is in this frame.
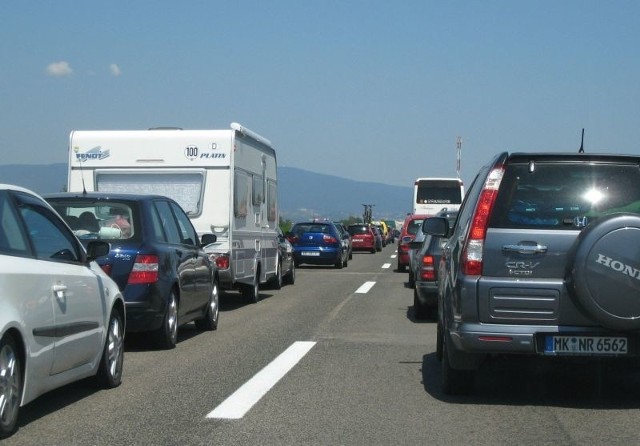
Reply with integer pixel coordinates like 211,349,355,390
568,213,640,330
284,261,296,285
441,332,475,395
397,262,406,272
335,257,343,269
271,260,283,290
96,309,124,388
370,248,376,254
195,276,219,331
408,270,415,288
436,319,444,361
343,255,348,268
0,334,22,439
156,291,179,349
413,289,427,320
242,272,259,304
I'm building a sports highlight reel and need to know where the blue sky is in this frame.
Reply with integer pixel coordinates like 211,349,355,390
1,1,638,187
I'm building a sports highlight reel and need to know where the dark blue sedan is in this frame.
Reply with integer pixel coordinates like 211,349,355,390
286,220,348,269
45,192,219,349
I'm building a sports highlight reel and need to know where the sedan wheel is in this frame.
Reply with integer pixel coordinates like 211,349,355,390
0,335,22,439
157,292,179,349
196,277,219,331
96,310,124,388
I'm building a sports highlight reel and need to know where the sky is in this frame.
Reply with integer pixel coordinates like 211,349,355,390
1,1,639,188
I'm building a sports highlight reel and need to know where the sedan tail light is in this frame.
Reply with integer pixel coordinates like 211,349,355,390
128,254,159,284
322,234,338,244
100,264,113,276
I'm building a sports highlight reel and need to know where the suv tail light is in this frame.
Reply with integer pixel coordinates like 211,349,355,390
461,166,504,275
128,254,159,284
420,255,435,280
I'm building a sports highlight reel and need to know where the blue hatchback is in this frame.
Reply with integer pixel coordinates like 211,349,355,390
45,192,219,349
286,221,348,269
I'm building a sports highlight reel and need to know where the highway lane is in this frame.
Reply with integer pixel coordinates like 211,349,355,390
6,243,640,445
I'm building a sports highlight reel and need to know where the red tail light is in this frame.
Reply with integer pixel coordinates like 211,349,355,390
100,264,112,276
420,255,435,280
462,166,503,275
322,234,338,244
286,235,299,244
211,253,230,270
128,254,159,284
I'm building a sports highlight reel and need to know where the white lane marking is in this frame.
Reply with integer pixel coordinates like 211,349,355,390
390,254,397,259
355,281,376,294
382,263,391,269
207,341,316,419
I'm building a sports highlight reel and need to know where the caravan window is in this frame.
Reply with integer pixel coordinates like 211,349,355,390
96,171,204,217
252,175,264,205
234,171,250,217
267,180,276,223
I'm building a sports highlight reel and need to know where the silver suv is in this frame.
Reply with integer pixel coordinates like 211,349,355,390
425,152,640,394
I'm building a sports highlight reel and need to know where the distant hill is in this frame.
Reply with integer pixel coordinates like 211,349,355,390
0,164,413,221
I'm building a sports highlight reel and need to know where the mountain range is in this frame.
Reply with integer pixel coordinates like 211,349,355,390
0,163,413,222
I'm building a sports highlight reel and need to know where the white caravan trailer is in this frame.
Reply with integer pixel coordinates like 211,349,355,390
67,123,279,303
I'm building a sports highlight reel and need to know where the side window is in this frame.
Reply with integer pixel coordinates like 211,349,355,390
234,171,249,217
150,203,167,242
267,180,277,223
14,192,81,262
0,191,29,256
169,202,197,246
154,200,181,245
252,174,263,205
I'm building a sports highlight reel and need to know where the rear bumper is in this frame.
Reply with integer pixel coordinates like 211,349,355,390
293,249,341,265
450,322,640,357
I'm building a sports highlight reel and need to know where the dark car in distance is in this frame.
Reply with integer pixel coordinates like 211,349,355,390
287,220,349,268
409,209,458,320
45,192,220,349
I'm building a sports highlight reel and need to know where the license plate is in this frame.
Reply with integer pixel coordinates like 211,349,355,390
301,251,319,256
353,238,363,242
544,335,628,355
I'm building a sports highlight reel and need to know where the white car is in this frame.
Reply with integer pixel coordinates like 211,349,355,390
0,184,125,438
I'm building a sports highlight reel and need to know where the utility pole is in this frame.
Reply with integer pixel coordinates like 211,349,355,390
456,136,462,179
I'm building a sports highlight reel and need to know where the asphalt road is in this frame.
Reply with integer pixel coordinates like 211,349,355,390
6,244,640,445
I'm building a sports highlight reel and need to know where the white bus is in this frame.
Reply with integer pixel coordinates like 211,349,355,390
412,177,464,215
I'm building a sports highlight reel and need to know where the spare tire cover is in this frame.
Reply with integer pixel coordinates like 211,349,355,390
568,213,640,330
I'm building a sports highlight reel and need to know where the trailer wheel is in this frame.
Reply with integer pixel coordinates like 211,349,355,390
242,272,259,304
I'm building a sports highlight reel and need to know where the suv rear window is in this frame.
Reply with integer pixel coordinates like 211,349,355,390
490,162,640,229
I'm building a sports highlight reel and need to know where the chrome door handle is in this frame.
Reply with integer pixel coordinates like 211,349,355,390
502,244,548,255
52,284,67,299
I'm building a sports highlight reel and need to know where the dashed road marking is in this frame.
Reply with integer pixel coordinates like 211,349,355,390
207,341,316,419
355,281,376,294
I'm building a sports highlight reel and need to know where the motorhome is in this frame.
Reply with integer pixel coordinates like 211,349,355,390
67,123,279,303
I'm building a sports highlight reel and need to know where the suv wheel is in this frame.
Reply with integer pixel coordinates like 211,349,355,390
441,331,475,395
413,289,427,320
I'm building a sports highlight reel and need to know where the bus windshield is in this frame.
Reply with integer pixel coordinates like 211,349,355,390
413,178,464,215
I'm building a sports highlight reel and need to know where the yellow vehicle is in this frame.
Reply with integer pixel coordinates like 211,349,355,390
372,220,390,245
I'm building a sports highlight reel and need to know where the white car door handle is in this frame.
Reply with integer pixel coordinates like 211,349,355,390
52,284,67,299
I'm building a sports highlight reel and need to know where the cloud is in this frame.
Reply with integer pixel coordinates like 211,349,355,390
46,61,73,77
109,64,121,76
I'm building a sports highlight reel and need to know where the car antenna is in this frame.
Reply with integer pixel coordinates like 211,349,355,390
578,128,585,154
